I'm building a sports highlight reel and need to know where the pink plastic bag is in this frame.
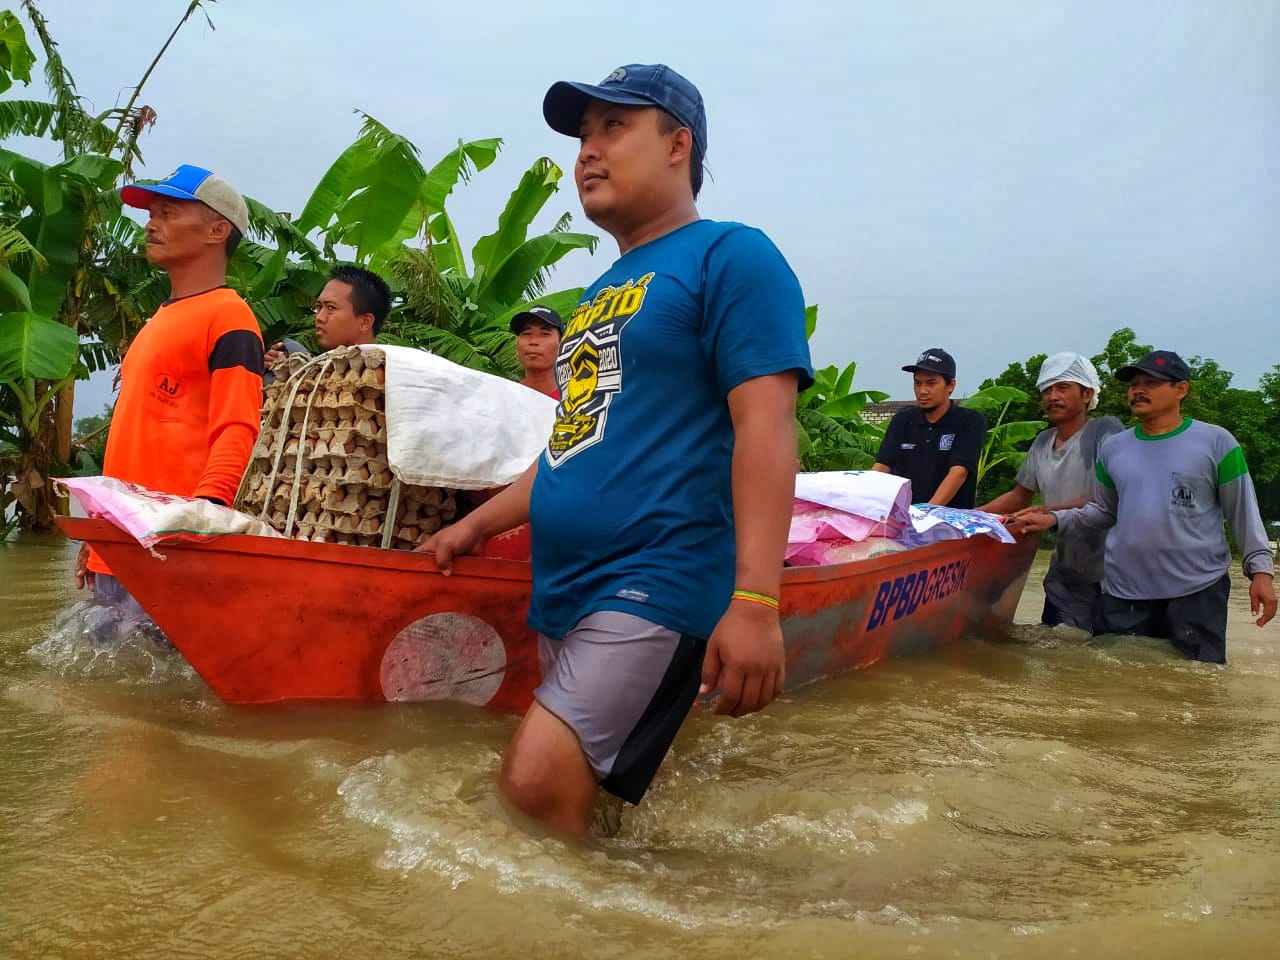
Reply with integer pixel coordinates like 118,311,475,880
58,476,282,555
786,537,907,566
789,500,890,543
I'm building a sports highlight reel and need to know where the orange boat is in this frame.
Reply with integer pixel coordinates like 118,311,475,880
57,517,1037,711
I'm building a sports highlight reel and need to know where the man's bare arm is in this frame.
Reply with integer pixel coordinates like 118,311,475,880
417,458,538,571
980,484,1034,515
701,372,797,717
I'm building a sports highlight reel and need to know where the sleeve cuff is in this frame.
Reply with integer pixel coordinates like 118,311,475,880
1243,553,1275,579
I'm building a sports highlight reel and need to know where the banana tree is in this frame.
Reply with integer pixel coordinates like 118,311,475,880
278,113,598,377
795,305,888,471
386,155,598,377
0,2,211,532
0,311,76,534
962,384,1046,491
0,148,124,529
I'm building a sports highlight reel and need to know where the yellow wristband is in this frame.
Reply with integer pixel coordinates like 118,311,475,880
732,589,780,611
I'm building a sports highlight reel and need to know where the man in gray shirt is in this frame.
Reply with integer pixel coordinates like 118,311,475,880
1019,350,1276,663
982,352,1122,630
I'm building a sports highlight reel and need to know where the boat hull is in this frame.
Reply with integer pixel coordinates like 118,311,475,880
57,518,1036,710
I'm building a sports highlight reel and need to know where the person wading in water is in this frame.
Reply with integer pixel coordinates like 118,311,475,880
76,165,263,631
982,352,1123,631
1018,350,1276,661
421,63,812,834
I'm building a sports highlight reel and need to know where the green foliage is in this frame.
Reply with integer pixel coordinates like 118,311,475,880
0,313,77,380
963,385,1046,502
1088,327,1150,420
377,152,597,377
72,403,108,437
977,356,1045,424
0,10,34,94
795,306,887,471
0,2,203,531
236,113,597,378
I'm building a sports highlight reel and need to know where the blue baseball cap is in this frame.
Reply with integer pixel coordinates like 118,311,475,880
120,164,249,236
543,64,708,156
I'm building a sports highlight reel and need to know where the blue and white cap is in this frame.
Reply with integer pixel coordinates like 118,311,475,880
543,63,708,156
120,164,249,235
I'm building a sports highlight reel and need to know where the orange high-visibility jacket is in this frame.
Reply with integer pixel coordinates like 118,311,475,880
88,287,263,575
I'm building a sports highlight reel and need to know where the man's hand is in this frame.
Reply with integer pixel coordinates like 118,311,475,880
263,342,285,369
74,542,94,590
415,517,485,575
1008,507,1056,535
700,599,785,718
1250,573,1276,628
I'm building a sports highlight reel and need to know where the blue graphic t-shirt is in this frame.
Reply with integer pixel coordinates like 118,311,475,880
528,219,814,641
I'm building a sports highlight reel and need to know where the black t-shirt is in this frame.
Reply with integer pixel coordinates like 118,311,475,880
875,402,987,508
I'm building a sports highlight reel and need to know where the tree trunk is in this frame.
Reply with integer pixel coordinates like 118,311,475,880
15,393,60,533
55,289,81,465
55,379,74,463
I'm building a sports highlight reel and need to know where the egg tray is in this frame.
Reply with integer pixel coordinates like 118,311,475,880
236,346,460,550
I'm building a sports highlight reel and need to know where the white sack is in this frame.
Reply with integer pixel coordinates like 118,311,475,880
375,344,556,490
793,470,912,525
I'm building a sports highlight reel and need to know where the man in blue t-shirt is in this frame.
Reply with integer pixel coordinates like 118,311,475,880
422,63,813,834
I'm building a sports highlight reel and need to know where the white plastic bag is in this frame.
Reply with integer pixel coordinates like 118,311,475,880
793,471,912,529
377,344,556,490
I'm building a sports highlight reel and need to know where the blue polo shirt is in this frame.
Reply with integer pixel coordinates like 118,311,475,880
527,220,813,641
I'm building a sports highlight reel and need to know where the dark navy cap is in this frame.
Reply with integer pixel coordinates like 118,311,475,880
509,304,564,335
903,347,957,380
543,64,708,156
1116,349,1190,382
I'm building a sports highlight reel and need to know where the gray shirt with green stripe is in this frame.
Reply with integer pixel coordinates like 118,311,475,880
1053,418,1275,601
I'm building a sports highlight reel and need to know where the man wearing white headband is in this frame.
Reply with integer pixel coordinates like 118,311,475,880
981,352,1122,629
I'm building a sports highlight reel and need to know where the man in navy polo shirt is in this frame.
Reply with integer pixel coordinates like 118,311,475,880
422,63,812,834
873,348,987,508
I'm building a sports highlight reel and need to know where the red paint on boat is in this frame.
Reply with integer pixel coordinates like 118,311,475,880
57,517,1036,709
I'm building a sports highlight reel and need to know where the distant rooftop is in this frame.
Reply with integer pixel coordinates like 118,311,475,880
862,400,914,425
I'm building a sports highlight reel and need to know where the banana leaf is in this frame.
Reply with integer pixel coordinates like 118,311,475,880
0,313,78,381
471,158,563,285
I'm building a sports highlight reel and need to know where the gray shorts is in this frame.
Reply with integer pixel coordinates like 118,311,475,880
535,611,705,805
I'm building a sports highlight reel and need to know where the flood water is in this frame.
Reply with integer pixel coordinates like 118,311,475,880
2,534,1278,959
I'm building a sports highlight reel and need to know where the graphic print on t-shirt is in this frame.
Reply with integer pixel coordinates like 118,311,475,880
1170,472,1198,510
547,272,653,466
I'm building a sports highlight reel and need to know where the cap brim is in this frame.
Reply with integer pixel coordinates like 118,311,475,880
1116,364,1180,382
543,80,659,137
510,311,562,334
120,182,201,210
902,364,952,376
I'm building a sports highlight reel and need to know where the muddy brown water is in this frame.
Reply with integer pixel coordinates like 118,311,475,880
1,534,1277,959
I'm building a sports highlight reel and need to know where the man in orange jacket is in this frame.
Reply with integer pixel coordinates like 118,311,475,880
74,165,264,618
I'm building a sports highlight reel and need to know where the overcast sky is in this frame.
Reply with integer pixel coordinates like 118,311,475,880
16,0,1276,416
